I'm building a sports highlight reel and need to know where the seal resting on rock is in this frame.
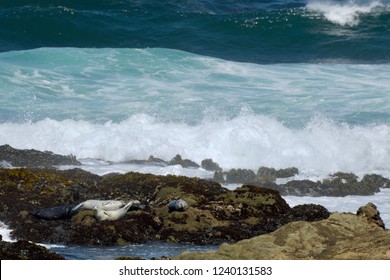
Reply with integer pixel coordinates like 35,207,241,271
168,199,188,212
72,200,125,212
94,200,141,221
29,204,77,220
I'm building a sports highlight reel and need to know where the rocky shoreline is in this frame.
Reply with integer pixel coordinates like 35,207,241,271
1,145,390,259
175,203,390,260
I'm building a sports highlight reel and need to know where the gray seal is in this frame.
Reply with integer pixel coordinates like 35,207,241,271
72,200,125,212
94,200,141,221
168,199,189,212
29,204,77,220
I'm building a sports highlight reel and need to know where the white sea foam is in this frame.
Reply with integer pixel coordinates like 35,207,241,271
284,188,390,229
0,221,16,242
1,114,390,179
307,0,386,26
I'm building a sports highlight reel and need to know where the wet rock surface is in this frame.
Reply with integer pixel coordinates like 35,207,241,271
175,203,390,260
1,146,390,259
0,236,64,260
250,172,389,197
0,144,81,168
0,167,330,247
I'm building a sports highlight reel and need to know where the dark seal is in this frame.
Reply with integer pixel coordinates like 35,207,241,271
29,204,77,220
168,199,189,212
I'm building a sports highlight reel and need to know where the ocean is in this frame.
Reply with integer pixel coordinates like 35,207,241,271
0,0,390,259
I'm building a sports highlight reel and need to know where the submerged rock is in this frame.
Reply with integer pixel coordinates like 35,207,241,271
175,203,390,260
0,144,81,168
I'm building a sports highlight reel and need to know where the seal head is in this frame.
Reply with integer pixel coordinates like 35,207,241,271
168,199,189,212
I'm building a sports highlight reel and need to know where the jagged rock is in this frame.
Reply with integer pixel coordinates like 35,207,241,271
0,167,331,246
356,202,385,229
147,156,168,166
0,144,81,168
256,167,277,181
283,204,330,223
213,171,225,183
121,156,168,167
225,166,299,184
175,203,390,260
361,174,390,189
250,173,383,197
224,169,256,184
0,166,368,248
169,154,200,168
255,166,299,182
321,172,380,196
275,167,299,178
256,166,299,181
279,180,322,196
0,239,64,260
201,159,222,172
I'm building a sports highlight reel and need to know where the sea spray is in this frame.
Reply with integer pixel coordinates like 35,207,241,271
307,0,387,26
1,114,390,178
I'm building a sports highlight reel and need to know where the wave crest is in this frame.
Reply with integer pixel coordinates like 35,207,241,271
307,0,387,26
1,114,390,177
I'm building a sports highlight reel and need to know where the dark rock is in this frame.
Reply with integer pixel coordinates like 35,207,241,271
121,156,168,167
281,180,323,196
147,156,168,166
275,167,299,178
0,239,64,260
201,159,222,172
257,167,277,180
321,172,380,196
0,144,81,168
256,166,299,182
0,166,334,247
213,171,225,183
169,154,200,168
224,169,256,184
283,204,330,223
250,172,383,197
175,203,390,260
361,174,390,189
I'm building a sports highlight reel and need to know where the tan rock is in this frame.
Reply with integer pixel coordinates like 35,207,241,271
175,203,390,260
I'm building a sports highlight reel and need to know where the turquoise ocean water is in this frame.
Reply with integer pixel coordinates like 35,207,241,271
0,0,390,259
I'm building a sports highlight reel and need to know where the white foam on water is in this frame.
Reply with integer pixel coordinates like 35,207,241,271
307,0,386,26
0,221,16,242
284,188,390,228
2,114,390,179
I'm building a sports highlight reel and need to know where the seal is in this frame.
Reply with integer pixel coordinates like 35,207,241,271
29,204,77,220
94,200,141,221
72,200,125,212
168,199,188,212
